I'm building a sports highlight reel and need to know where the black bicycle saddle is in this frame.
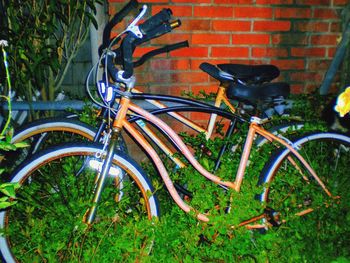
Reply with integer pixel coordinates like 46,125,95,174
218,63,280,84
199,62,290,103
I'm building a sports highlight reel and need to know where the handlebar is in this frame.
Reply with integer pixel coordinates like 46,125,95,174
103,5,184,83
121,18,182,79
139,8,172,34
133,40,188,68
100,0,139,55
107,40,188,83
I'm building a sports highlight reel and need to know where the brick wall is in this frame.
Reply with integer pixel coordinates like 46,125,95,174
108,0,347,95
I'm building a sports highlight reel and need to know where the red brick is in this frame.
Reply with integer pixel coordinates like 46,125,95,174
139,0,169,2
313,8,338,19
148,72,173,83
291,47,326,57
252,47,288,57
191,84,219,95
307,59,331,70
194,6,233,18
233,34,270,45
212,20,251,32
330,22,341,32
151,33,191,45
328,47,337,57
295,0,331,5
148,85,191,96
234,7,273,19
173,85,194,96
215,0,252,3
170,47,209,57
304,83,321,93
150,59,190,71
106,0,346,97
188,112,215,124
254,21,291,32
272,34,308,45
211,47,249,58
190,59,228,70
172,72,207,83
274,8,312,19
311,34,339,45
180,19,211,31
173,0,210,2
133,72,149,85
290,72,323,82
293,21,329,32
171,0,211,4
270,59,305,70
133,47,156,58
333,0,348,5
256,0,293,3
290,84,304,94
152,5,192,17
192,34,231,45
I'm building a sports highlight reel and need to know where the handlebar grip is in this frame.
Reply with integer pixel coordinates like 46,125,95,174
139,8,172,34
169,19,181,29
100,0,139,55
110,0,139,27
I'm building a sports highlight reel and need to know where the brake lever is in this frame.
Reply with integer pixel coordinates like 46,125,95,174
124,4,147,38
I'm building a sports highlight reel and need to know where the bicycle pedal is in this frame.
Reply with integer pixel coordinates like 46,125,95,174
264,207,281,227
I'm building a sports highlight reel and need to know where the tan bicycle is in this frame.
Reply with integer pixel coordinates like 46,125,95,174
1,4,349,262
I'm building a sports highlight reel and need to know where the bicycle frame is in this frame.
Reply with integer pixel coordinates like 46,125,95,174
97,83,243,170
132,85,236,140
86,90,333,228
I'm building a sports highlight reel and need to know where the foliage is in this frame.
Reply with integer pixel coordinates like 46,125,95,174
340,3,350,91
1,0,101,105
0,42,24,209
1,94,349,262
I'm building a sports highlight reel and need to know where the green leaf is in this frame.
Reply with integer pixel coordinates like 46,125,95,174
0,198,14,210
0,182,20,198
14,141,29,148
0,140,17,151
86,1,97,14
86,12,98,29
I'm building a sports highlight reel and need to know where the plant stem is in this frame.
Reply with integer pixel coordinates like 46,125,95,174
1,40,12,136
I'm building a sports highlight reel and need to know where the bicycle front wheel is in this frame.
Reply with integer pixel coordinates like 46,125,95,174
258,132,350,252
0,143,159,262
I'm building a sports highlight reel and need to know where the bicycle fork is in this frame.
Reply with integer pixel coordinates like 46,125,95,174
84,133,120,224
84,95,131,224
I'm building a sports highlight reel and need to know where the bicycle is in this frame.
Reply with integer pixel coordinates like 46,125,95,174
4,0,301,174
0,4,349,262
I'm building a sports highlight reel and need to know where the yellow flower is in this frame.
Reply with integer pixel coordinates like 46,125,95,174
335,87,350,117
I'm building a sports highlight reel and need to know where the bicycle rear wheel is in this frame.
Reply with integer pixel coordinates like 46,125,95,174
258,132,350,251
0,143,159,262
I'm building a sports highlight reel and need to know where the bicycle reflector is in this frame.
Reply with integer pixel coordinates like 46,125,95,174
98,81,114,103
89,159,122,178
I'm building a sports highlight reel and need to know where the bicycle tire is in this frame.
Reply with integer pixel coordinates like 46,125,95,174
0,143,159,262
11,117,97,144
3,117,128,175
258,132,350,240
